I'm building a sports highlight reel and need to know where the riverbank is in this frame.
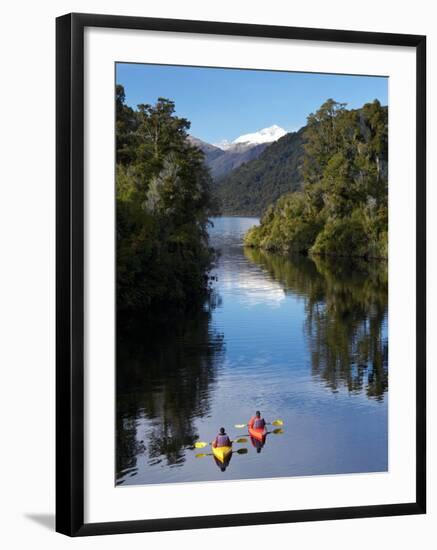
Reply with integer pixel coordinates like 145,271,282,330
243,195,388,261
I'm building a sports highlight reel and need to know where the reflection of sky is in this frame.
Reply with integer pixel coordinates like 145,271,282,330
211,218,308,376
219,271,286,308
211,217,286,309
207,217,387,478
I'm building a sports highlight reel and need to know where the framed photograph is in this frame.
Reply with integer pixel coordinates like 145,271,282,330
56,12,426,536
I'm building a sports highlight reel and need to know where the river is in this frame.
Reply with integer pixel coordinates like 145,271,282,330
116,216,388,485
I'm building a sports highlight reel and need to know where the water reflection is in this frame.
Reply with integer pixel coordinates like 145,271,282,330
250,434,267,453
117,217,388,485
116,305,225,483
244,249,388,400
213,453,232,472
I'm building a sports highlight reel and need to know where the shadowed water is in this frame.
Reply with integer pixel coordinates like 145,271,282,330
116,216,388,485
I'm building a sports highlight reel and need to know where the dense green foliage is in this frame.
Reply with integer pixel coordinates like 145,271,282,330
245,99,388,259
213,128,305,216
116,85,215,313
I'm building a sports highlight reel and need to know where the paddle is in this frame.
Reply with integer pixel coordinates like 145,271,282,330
195,448,248,459
193,437,248,449
234,419,284,429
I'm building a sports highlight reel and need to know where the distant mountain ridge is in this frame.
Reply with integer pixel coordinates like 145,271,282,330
212,127,306,216
187,136,224,165
211,103,388,218
188,135,269,180
188,125,287,180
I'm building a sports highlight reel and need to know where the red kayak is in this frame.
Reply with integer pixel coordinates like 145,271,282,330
248,426,267,441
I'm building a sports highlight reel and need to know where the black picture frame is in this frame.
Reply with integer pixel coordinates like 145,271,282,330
56,12,426,537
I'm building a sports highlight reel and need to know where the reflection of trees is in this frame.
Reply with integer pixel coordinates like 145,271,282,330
244,248,388,400
116,300,224,481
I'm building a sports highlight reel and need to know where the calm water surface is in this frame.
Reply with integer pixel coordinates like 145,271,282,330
117,216,388,485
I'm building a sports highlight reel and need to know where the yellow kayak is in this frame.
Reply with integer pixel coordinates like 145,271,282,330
212,445,232,463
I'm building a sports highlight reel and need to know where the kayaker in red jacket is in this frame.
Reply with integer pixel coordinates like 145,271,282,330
248,411,266,430
212,427,231,448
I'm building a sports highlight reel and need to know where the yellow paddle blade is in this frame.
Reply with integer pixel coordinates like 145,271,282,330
236,448,248,455
272,419,284,426
194,441,209,449
234,437,248,444
234,424,246,428
272,428,284,434
195,453,208,458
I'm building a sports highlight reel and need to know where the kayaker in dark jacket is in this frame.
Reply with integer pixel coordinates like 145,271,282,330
212,427,231,448
248,411,266,430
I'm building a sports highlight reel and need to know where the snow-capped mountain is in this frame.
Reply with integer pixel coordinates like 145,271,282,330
232,124,287,147
214,139,233,151
213,125,287,150
188,125,288,180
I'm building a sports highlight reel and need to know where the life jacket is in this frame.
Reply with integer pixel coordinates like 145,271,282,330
253,417,265,429
216,434,231,447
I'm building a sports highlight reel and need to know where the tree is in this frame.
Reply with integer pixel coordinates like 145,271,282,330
303,99,347,184
245,99,388,259
115,86,215,313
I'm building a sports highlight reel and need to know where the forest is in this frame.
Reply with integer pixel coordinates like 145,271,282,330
244,99,388,259
212,128,305,216
115,91,388,319
116,85,215,314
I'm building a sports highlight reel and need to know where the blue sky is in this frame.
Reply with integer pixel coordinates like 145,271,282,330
116,63,388,145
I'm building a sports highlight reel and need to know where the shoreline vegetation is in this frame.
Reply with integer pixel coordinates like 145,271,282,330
244,99,388,260
116,89,388,316
116,85,215,315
